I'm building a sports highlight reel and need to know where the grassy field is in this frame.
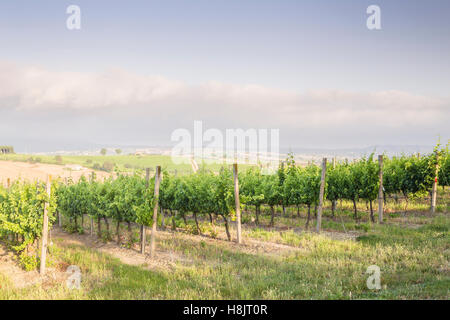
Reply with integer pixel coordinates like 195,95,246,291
0,192,448,300
0,157,448,299
0,153,252,174
0,216,447,299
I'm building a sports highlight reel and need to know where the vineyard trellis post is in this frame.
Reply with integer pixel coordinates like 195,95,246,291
233,163,242,244
90,171,95,236
316,158,327,233
149,166,161,258
58,209,62,228
36,179,40,259
40,174,51,275
141,168,150,254
332,157,337,215
60,177,68,227
431,152,439,213
378,155,384,223
6,178,11,242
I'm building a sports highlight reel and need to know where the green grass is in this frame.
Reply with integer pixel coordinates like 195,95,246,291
0,153,252,174
239,188,449,234
1,214,448,299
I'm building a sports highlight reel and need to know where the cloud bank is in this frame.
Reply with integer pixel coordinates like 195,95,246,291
0,61,448,149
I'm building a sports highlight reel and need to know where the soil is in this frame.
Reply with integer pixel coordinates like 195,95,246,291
51,227,192,272
0,243,66,289
1,222,358,289
0,160,109,185
51,225,305,271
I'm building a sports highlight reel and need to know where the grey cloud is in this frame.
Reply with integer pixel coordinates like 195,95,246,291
0,61,448,150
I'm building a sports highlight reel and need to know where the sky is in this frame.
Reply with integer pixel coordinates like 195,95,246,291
0,0,449,152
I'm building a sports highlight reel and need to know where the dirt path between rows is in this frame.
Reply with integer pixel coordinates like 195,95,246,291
51,219,359,268
1,223,357,289
51,226,305,271
52,227,192,272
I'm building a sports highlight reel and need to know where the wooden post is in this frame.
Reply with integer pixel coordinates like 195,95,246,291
233,163,242,244
149,166,161,258
141,168,150,254
89,216,94,235
58,211,62,227
431,153,439,213
58,176,62,228
6,178,11,242
316,158,327,232
89,172,95,236
59,177,69,227
332,158,337,214
40,174,52,275
378,155,384,223
160,207,165,230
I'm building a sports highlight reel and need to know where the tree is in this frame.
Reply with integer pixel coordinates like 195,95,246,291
0,145,14,154
102,161,115,172
384,153,435,212
283,159,303,218
0,180,56,257
57,176,91,231
277,160,288,216
172,175,193,226
346,160,366,220
211,168,235,240
110,174,152,243
326,163,343,218
239,167,265,225
190,171,216,234
159,170,176,229
100,148,107,156
261,174,281,227
299,164,321,228
358,154,379,222
115,149,122,155
439,145,449,190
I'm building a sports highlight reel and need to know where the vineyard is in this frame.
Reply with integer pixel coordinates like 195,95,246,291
0,145,449,299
